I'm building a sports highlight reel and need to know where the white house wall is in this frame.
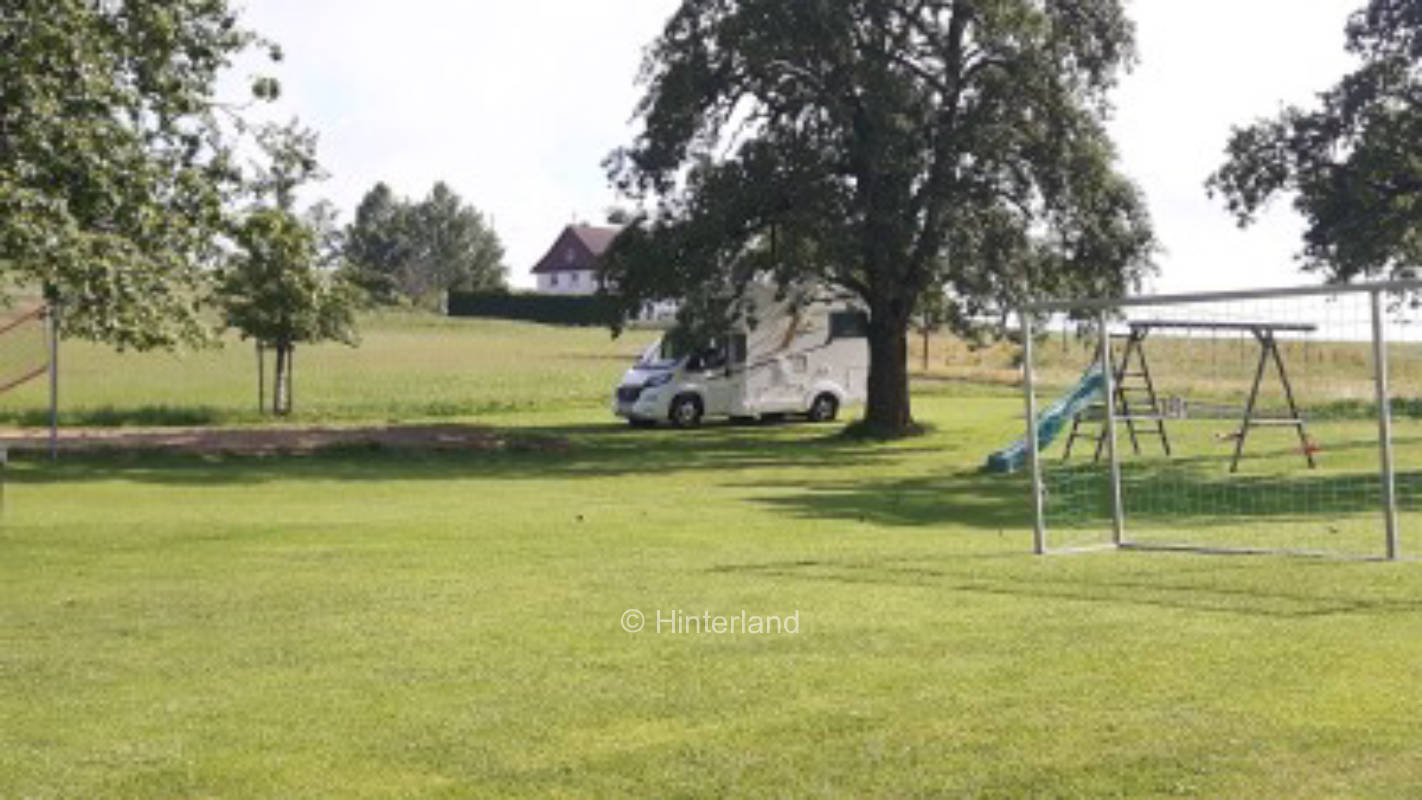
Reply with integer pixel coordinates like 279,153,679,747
536,271,597,296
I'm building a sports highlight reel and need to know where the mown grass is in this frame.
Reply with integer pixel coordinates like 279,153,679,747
4,315,1422,796
4,400,1422,796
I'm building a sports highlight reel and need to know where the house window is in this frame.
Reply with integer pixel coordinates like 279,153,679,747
550,273,559,287
566,248,576,265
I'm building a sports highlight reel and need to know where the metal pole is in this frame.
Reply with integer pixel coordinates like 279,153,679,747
1021,311,1046,555
1100,312,1126,546
1370,290,1399,560
48,303,58,461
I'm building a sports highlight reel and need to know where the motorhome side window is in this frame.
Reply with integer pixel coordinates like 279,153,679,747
690,342,728,372
729,334,747,366
829,311,870,340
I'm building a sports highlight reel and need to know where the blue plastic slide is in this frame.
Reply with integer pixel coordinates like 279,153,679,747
984,366,1106,473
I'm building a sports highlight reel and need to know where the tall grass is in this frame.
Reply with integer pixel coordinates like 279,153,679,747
911,328,1422,410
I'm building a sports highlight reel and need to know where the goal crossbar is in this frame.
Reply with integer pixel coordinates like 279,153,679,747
1023,279,1422,314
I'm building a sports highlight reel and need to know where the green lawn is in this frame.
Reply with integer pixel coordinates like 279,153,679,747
3,316,1422,796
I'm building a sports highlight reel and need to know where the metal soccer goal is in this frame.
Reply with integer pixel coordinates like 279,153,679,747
1017,280,1422,560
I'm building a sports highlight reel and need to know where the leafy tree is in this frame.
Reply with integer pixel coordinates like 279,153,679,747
603,0,1156,436
344,182,410,304
219,208,358,415
1209,0,1422,282
0,0,280,349
344,182,507,307
410,182,507,300
218,120,357,415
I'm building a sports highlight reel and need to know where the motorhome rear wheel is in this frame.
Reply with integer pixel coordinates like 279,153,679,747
808,393,839,422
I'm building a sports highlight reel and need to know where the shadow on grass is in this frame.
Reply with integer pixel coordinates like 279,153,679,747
733,470,1031,531
9,416,1418,541
727,458,1422,535
711,556,1422,619
3,419,951,488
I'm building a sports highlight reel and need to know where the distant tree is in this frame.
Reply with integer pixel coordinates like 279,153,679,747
344,183,410,304
343,181,507,307
1209,0,1422,281
410,182,507,301
913,289,950,373
603,0,1156,437
220,209,358,415
0,1,281,350
218,122,358,415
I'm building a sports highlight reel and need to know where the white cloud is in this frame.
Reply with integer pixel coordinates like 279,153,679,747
236,0,1365,294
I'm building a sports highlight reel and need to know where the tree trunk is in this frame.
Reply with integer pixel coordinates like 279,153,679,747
256,343,265,414
273,344,291,416
862,310,914,436
921,327,930,373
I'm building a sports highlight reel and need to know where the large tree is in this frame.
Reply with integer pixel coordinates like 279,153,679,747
1209,0,1422,282
344,181,507,307
603,0,1155,436
0,0,279,349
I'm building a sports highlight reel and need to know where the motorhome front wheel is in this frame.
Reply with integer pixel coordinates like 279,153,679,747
669,395,703,428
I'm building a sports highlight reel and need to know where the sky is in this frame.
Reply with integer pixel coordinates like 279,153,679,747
232,0,1365,295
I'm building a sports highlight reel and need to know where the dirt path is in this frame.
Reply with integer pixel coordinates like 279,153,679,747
0,424,568,456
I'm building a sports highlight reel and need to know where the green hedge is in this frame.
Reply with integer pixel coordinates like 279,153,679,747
446,291,620,326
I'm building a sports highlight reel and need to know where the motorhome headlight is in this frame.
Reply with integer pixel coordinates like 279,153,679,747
642,371,673,390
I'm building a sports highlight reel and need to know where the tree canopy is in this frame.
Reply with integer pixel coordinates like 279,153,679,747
0,0,280,349
345,181,507,307
603,0,1155,435
1209,0,1422,282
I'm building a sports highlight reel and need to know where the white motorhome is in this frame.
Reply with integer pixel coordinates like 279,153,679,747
612,285,869,427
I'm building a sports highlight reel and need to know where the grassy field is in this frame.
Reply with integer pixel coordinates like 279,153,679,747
4,313,1422,796
0,312,661,426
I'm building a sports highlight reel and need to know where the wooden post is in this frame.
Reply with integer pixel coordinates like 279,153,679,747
257,342,265,414
48,302,59,461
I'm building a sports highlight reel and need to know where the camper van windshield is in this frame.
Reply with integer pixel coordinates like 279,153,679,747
636,338,685,370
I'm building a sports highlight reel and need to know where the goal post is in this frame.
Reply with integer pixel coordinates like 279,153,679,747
1019,280,1421,560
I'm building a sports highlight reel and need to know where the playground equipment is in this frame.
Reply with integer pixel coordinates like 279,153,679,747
984,365,1104,473
1015,280,1419,561
1060,320,1318,473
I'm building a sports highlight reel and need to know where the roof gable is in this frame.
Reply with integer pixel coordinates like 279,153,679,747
530,225,622,274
